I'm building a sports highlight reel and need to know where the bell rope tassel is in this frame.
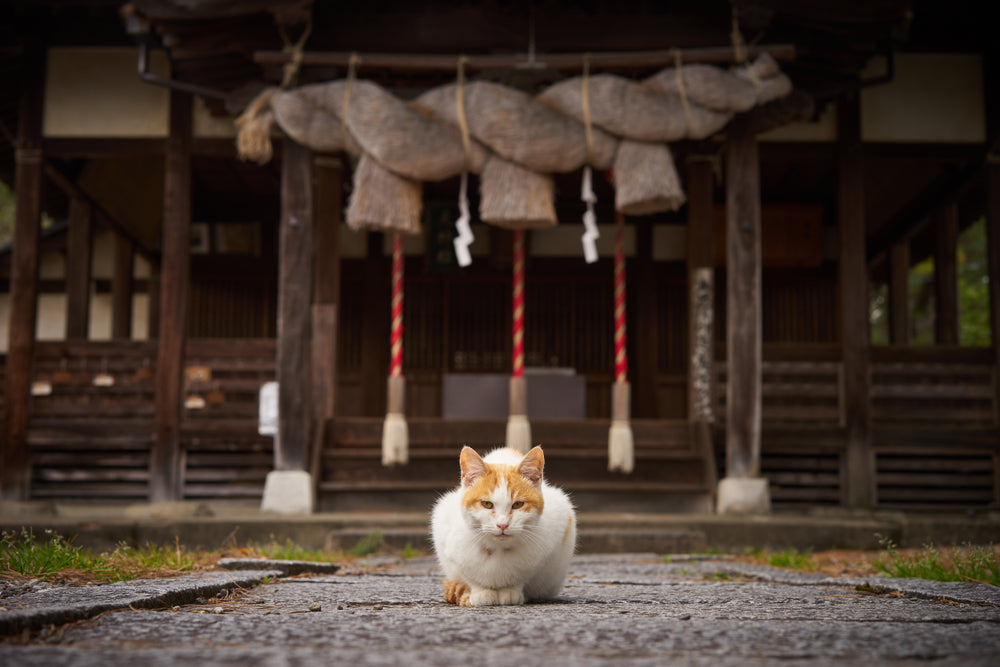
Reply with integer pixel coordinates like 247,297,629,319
382,233,409,465
506,229,532,454
608,213,634,473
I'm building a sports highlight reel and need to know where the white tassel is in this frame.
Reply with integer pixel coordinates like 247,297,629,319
608,381,634,473
381,375,408,466
381,412,409,466
506,414,532,455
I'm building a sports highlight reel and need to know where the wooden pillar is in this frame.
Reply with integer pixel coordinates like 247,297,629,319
275,138,314,472
310,156,341,482
889,239,910,345
723,115,763,481
151,90,192,503
65,197,92,339
360,232,389,417
1,43,45,501
987,162,1000,425
837,93,873,508
934,203,959,345
147,262,161,339
111,234,134,339
686,156,718,494
634,222,657,418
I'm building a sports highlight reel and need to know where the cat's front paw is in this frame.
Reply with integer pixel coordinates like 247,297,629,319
467,586,524,607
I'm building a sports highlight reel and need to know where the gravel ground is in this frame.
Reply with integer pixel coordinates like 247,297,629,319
2,554,999,666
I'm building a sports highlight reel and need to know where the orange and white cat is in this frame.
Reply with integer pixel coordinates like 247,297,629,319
431,445,576,606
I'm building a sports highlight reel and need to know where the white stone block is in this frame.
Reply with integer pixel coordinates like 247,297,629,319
260,470,314,515
716,477,771,515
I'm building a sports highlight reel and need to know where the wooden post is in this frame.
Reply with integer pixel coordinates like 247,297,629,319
65,197,92,339
275,138,314,472
838,93,873,508
987,162,1000,425
717,115,770,513
724,116,762,481
889,239,910,345
310,157,342,483
1,43,45,501
112,234,134,339
686,156,718,494
934,203,959,346
151,90,192,503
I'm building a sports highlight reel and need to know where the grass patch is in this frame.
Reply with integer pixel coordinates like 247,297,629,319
748,547,816,572
1,529,215,582
874,536,999,587
252,538,338,563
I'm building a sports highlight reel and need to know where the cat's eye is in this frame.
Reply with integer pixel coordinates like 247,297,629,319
481,500,494,509
512,501,524,509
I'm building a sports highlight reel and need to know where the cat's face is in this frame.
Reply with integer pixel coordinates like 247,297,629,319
460,446,545,540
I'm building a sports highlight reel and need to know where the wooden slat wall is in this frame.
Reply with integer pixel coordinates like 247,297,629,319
180,338,275,501
28,341,157,501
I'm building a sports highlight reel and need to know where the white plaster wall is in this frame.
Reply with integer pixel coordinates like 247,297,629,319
861,53,985,143
44,47,170,138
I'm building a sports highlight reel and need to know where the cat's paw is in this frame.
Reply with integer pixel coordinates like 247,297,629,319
467,586,524,606
443,580,471,606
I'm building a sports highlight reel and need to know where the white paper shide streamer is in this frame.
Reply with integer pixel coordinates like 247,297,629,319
581,166,599,264
453,171,474,267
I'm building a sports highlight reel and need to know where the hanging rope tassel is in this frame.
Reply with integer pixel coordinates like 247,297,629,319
609,212,635,473
506,228,532,454
382,233,409,466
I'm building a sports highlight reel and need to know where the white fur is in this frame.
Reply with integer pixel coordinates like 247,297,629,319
431,447,576,606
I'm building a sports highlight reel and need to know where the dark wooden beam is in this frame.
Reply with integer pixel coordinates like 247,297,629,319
65,197,92,339
311,156,342,481
837,93,873,508
276,137,315,472
112,234,135,339
151,90,192,503
888,239,910,345
724,115,762,480
43,162,156,260
867,159,983,263
254,43,796,71
1,42,46,501
934,203,959,345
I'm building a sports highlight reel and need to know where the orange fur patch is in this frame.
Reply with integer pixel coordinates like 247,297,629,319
443,579,471,606
461,461,544,513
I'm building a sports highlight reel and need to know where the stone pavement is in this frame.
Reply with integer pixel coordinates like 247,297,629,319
2,554,999,666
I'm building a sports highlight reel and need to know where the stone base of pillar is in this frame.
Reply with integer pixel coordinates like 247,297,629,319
261,470,314,515
716,477,771,515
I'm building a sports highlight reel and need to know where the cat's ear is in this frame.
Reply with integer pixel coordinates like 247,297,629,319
518,446,545,486
459,446,487,487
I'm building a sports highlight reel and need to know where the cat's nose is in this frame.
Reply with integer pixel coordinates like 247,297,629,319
496,519,510,531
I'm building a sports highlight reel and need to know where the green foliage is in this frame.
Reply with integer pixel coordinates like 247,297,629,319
957,217,991,346
875,535,999,587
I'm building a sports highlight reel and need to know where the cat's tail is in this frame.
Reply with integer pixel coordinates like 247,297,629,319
443,580,471,606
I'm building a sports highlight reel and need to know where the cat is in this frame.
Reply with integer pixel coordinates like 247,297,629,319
430,445,576,607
